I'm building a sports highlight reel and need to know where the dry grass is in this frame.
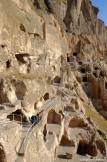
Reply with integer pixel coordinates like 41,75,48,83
85,104,107,134
5,72,47,80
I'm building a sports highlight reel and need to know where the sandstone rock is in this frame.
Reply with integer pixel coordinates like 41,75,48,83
0,0,107,162
66,152,72,159
0,105,5,110
21,99,29,109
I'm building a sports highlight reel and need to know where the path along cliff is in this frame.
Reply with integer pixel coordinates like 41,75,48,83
0,0,107,162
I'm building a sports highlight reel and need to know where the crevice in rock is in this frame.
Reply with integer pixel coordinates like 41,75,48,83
33,0,41,9
81,0,91,22
34,33,41,38
105,82,107,89
20,24,26,32
93,72,97,78
43,124,47,141
43,23,46,40
59,110,64,118
60,28,64,37
28,32,41,39
44,0,54,13
63,0,72,31
6,60,11,69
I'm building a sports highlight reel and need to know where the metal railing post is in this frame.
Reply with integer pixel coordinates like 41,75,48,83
13,114,14,121
21,116,22,126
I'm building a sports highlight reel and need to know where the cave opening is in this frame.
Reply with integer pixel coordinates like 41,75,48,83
73,52,78,57
94,67,99,70
43,93,49,101
47,109,61,125
15,53,29,64
83,77,88,82
53,76,60,84
7,109,26,122
80,68,86,73
77,141,97,157
69,118,87,128
6,60,11,69
67,53,70,62
20,24,26,32
1,45,6,48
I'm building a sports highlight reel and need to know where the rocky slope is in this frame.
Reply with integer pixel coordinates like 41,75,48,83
0,0,107,162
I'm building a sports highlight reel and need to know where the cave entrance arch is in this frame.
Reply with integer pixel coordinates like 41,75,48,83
81,68,86,73
73,52,78,57
77,140,97,157
53,76,60,84
43,93,49,101
47,109,61,125
7,109,27,122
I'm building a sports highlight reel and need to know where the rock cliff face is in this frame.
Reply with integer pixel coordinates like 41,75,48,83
0,0,107,162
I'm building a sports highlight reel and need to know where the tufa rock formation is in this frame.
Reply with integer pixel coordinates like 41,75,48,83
0,0,107,161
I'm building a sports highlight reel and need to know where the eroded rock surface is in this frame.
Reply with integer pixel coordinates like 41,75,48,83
0,0,107,162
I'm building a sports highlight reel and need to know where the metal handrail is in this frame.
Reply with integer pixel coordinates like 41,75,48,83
0,114,22,124
17,96,60,155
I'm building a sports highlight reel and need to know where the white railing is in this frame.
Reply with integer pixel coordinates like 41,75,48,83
12,114,23,126
0,114,23,126
17,96,60,156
